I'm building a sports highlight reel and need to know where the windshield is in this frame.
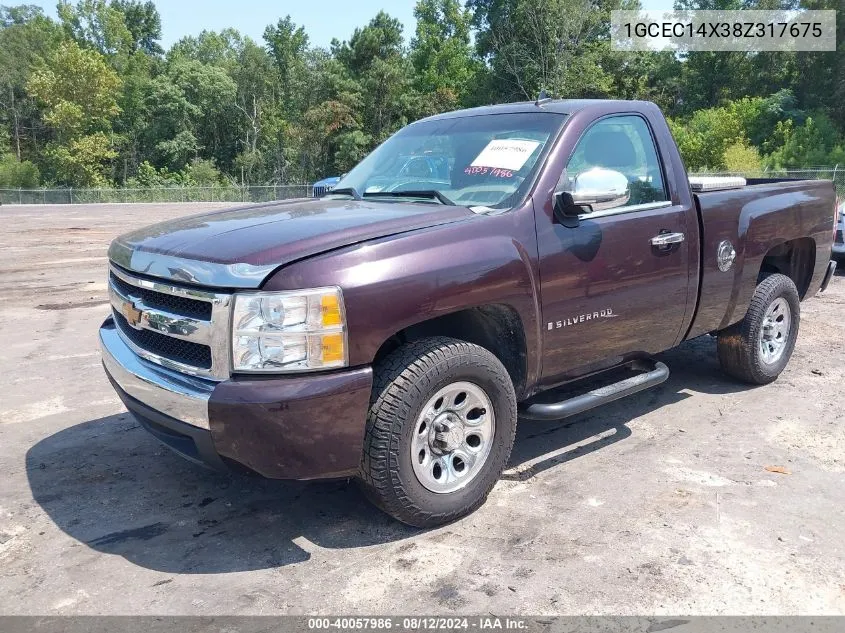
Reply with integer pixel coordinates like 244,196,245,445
333,112,567,209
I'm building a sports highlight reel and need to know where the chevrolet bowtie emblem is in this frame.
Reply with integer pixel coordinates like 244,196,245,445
121,298,144,328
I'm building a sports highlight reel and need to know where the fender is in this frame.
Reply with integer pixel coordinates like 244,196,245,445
262,206,543,391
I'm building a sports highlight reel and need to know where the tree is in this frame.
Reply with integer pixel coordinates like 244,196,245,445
0,7,63,161
57,0,133,56
264,17,309,114
27,38,122,185
668,105,744,171
410,0,477,110
112,48,155,183
0,152,40,186
145,57,236,171
795,0,844,129
470,0,638,101
766,114,845,169
333,12,414,144
1,0,842,190
169,28,243,67
110,0,162,55
723,140,762,172
230,38,276,183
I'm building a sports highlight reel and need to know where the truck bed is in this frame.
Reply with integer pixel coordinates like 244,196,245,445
685,178,836,339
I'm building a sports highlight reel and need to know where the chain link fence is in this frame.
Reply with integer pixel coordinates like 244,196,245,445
0,184,312,205
1,169,843,206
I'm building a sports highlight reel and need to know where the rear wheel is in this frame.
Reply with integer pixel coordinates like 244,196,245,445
717,273,800,385
358,337,517,528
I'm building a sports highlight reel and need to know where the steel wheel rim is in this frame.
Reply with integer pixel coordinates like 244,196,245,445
410,381,495,494
759,297,791,364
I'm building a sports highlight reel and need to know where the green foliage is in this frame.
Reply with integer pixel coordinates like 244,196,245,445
723,140,762,172
411,0,477,107
127,157,223,187
469,0,639,102
765,115,845,169
57,0,133,56
26,38,121,185
45,131,118,186
110,0,162,55
0,0,843,190
27,39,121,137
0,152,40,186
668,105,744,171
185,158,223,186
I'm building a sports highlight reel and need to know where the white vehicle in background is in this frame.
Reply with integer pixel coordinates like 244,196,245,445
834,200,845,260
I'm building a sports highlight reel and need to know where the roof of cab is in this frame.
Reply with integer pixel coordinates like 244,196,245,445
416,99,655,123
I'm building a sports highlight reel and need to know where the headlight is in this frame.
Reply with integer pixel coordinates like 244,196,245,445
231,287,347,372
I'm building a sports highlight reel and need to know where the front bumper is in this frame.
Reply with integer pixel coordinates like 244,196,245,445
100,317,374,479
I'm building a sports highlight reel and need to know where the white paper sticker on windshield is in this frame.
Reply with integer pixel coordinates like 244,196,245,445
470,139,541,171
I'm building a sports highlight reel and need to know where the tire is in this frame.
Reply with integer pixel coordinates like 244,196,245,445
358,337,517,528
717,273,800,385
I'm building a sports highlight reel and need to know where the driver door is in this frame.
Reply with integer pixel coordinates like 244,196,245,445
536,114,695,384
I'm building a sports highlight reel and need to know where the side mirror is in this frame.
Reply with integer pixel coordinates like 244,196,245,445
554,168,630,226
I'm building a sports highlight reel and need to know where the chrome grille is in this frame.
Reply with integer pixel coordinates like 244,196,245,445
108,265,232,380
113,311,212,368
109,271,212,320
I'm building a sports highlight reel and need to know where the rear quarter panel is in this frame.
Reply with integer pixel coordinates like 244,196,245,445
686,179,835,338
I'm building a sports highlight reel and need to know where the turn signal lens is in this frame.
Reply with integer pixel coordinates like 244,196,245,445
321,294,343,327
320,332,345,363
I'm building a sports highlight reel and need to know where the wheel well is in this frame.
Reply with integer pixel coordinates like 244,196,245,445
758,237,816,299
372,305,528,399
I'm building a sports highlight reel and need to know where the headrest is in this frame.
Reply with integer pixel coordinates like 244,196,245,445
584,129,637,170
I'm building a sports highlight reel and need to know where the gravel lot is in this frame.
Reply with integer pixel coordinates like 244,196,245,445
1,203,844,615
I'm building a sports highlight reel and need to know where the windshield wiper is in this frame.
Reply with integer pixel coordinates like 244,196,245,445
326,187,362,200
362,190,457,206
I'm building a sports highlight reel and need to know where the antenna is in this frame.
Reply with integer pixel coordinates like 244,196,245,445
535,89,553,106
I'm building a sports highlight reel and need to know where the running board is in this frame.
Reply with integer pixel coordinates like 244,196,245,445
519,359,670,421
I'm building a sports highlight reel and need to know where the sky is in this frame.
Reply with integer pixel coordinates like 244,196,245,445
25,0,678,50
24,0,418,48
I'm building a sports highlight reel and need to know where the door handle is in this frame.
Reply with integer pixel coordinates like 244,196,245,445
650,232,685,247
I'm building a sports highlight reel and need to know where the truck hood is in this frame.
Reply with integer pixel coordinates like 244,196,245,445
109,198,475,288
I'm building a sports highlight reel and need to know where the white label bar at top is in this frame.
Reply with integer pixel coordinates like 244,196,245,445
611,10,836,52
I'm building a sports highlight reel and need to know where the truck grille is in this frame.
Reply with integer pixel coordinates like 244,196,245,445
836,229,843,244
110,271,212,320
114,310,212,368
312,185,333,197
108,265,232,379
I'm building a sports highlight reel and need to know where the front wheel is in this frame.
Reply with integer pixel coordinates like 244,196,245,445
358,337,517,528
717,273,800,385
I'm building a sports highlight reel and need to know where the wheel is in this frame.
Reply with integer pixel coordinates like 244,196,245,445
717,273,800,385
358,337,517,528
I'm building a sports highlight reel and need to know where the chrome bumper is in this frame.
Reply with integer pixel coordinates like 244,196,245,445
100,319,215,429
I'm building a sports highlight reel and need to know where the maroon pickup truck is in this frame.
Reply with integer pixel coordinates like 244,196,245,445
101,99,838,527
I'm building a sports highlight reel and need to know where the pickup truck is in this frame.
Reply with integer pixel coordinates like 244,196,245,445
101,99,838,527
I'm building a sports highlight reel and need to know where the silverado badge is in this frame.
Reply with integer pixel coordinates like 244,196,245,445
547,308,615,330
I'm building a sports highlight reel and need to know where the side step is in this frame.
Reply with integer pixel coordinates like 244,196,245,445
519,359,670,421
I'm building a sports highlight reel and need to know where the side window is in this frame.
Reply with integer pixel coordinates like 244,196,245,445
565,115,668,208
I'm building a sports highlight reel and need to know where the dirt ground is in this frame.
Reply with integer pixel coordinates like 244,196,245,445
0,203,843,616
